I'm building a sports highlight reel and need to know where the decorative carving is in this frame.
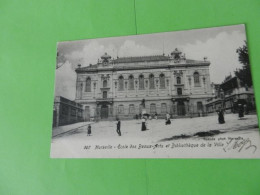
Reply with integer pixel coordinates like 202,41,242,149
100,52,112,64
170,48,187,63
173,70,183,77
101,74,110,80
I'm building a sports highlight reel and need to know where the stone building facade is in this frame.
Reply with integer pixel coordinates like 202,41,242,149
75,49,214,120
53,96,83,127
206,76,256,113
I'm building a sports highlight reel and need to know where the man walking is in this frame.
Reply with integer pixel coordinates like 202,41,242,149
116,118,121,136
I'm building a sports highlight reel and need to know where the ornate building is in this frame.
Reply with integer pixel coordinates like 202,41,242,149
206,75,256,113
75,48,214,120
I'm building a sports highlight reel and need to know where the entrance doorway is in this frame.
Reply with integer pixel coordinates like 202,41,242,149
101,105,109,119
177,101,186,116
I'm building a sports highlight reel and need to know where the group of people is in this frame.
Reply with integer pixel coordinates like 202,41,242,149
86,113,172,136
85,119,122,136
87,106,248,137
135,113,159,120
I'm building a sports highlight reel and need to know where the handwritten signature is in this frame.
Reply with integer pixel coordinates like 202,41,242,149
223,138,257,153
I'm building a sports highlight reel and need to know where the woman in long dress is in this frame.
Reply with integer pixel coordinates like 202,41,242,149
238,104,244,118
141,117,147,131
217,109,225,124
165,113,171,125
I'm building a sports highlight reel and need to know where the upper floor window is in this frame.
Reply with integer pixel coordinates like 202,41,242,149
85,77,91,92
159,74,165,88
139,75,144,90
177,88,182,95
103,80,107,88
118,76,124,91
129,75,134,90
149,74,155,89
177,77,181,84
194,72,200,86
103,91,107,99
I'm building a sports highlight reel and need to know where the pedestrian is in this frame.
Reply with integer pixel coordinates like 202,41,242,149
238,104,244,118
165,113,171,125
141,117,147,131
116,118,121,136
87,124,92,136
155,112,158,120
217,109,225,124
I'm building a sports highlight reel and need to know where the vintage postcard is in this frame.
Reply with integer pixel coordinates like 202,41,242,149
51,24,260,158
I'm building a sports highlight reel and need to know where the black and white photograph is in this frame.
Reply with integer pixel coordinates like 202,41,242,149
51,24,260,158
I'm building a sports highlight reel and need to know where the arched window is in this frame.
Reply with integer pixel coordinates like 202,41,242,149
85,77,91,92
161,103,167,113
150,103,156,114
177,77,181,84
103,80,107,87
159,74,165,88
149,74,155,89
139,75,144,90
129,104,135,114
118,76,124,91
129,75,134,90
194,72,200,86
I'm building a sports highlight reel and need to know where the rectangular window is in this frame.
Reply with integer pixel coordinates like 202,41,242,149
129,104,135,114
161,103,167,113
118,105,124,114
177,88,182,95
150,104,156,114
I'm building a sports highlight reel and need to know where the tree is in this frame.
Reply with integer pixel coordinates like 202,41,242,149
234,41,252,87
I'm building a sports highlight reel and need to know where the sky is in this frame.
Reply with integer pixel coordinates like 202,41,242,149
55,24,247,100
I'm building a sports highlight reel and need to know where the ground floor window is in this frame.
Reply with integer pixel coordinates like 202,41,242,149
197,102,203,111
150,103,156,114
161,103,167,113
129,104,135,114
118,105,124,114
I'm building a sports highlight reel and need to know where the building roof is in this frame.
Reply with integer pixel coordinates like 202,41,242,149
113,55,170,63
75,52,210,73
